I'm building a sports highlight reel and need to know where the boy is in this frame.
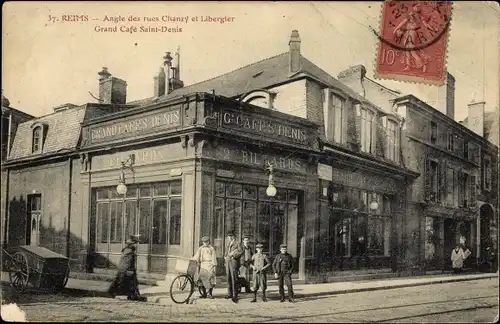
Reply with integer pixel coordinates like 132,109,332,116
250,243,270,302
272,244,295,303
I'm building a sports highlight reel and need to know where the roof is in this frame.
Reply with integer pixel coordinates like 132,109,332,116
461,110,499,145
8,105,86,160
126,53,372,106
1,105,35,120
19,245,68,259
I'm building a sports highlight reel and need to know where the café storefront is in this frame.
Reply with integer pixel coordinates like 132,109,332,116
78,93,320,276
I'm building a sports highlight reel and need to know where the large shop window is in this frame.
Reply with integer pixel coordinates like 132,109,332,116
213,181,299,258
329,184,392,257
95,181,182,255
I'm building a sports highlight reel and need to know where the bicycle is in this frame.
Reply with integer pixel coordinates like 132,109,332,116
169,259,242,304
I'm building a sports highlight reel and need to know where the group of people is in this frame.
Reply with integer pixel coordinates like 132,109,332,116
108,232,295,303
192,231,295,303
451,238,472,274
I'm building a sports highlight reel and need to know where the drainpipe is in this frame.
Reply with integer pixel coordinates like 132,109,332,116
4,112,12,245
66,157,73,258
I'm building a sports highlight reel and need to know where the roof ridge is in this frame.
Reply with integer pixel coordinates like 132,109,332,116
17,105,86,126
160,52,289,99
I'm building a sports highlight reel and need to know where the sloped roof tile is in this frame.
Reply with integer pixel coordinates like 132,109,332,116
8,106,86,160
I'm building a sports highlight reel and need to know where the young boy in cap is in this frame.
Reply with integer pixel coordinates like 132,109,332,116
272,244,295,303
250,243,270,302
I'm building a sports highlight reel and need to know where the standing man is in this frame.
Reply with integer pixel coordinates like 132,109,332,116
239,237,253,293
272,244,295,303
192,236,217,299
224,231,243,303
250,243,270,302
108,234,145,301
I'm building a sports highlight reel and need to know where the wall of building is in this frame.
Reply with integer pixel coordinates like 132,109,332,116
8,160,71,256
363,78,399,113
271,79,307,119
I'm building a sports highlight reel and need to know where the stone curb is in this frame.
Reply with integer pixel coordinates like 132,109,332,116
148,273,498,305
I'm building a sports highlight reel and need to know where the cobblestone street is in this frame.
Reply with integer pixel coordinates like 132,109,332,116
2,277,498,322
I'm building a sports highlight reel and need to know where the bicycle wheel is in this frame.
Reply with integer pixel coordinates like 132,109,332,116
170,274,194,304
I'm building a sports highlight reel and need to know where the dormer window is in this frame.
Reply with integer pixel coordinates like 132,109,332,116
32,127,41,152
241,90,275,109
30,122,48,154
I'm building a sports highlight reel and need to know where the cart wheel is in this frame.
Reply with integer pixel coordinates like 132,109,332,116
198,285,204,297
169,274,194,304
53,266,70,293
9,252,29,292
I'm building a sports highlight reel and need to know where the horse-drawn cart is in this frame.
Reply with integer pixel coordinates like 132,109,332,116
3,245,70,293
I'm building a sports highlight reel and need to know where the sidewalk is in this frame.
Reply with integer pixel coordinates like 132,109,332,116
2,271,497,303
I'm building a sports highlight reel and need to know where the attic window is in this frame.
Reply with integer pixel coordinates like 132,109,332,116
30,122,48,154
32,127,42,153
241,89,275,110
252,71,264,78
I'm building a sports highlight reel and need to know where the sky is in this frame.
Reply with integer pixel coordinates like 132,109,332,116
2,1,499,122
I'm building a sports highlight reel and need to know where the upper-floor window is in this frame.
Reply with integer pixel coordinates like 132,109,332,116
430,121,437,145
468,142,481,165
458,171,477,208
360,107,375,153
483,155,492,191
425,159,440,202
332,94,344,144
447,132,454,151
454,135,464,157
386,120,398,162
445,167,457,207
32,126,42,153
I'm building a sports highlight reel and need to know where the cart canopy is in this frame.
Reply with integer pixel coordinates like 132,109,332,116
19,245,68,260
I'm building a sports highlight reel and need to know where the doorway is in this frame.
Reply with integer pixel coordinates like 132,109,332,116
479,204,493,260
443,218,456,270
26,194,42,246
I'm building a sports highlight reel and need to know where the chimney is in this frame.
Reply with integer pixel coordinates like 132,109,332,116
154,67,166,97
437,72,455,119
466,99,485,137
170,46,184,91
337,65,367,97
163,52,173,95
98,67,127,104
289,30,301,73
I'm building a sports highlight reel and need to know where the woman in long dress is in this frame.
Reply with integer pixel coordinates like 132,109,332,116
192,236,217,299
451,245,465,274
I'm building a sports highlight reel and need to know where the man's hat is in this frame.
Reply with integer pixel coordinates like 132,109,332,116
280,244,287,249
126,234,140,244
256,243,264,248
201,236,210,242
227,231,235,237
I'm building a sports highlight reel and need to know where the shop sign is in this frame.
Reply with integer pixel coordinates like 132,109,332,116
211,146,307,173
92,145,178,170
88,109,181,143
332,168,397,192
220,110,309,145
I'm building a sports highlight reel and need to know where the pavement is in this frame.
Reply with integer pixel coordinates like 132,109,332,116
2,270,498,305
1,275,498,322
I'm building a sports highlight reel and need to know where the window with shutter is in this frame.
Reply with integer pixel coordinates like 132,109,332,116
425,158,432,200
438,161,446,203
469,175,477,208
332,94,345,144
484,156,492,191
457,171,464,207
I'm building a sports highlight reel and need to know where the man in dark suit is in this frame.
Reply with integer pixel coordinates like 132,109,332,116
272,244,295,303
239,237,253,293
224,231,243,303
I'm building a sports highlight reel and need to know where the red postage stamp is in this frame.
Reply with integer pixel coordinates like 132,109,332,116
374,1,453,85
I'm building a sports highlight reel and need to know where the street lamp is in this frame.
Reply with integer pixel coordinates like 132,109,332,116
116,154,135,195
266,162,277,197
369,192,379,211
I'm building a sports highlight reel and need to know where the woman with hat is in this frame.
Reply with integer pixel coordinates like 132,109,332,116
192,236,217,299
108,234,144,301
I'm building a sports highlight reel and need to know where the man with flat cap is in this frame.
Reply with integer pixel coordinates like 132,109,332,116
224,231,243,303
272,244,295,303
109,234,145,301
250,243,270,302
192,236,217,299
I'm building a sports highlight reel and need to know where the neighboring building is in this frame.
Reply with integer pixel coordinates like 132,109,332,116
1,93,35,246
392,76,498,273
